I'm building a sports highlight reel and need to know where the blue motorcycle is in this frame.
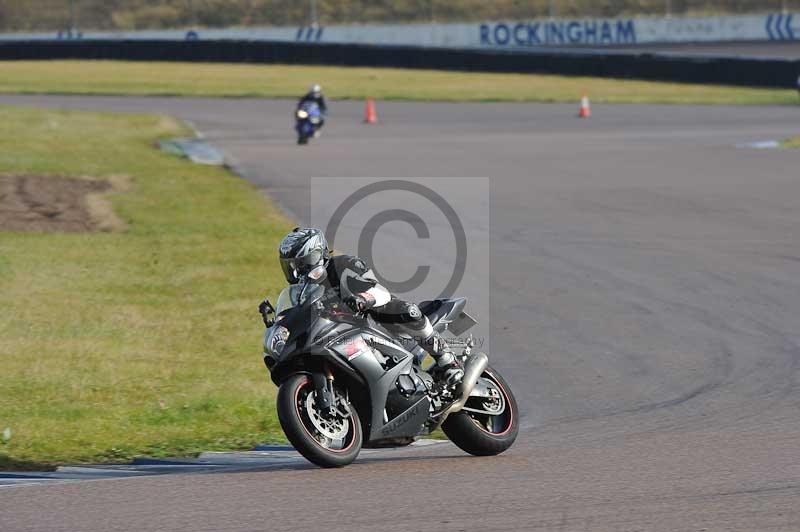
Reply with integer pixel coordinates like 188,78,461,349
295,101,323,145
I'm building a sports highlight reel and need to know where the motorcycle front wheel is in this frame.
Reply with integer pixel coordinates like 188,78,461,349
277,373,362,468
441,366,518,456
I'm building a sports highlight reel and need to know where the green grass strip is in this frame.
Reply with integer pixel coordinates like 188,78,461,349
0,104,292,468
782,136,800,148
0,60,797,105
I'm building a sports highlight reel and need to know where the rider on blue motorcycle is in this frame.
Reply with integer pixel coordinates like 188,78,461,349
297,84,327,135
277,227,465,387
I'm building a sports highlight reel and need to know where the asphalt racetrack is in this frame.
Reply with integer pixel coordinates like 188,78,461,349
1,95,800,531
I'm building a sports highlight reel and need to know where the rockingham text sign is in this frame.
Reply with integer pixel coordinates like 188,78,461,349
479,19,636,46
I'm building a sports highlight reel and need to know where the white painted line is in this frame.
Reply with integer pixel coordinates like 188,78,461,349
737,139,781,149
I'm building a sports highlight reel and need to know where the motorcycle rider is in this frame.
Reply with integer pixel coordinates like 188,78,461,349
276,227,465,387
297,84,327,135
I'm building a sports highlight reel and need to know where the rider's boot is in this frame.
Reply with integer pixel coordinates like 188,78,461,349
422,331,464,388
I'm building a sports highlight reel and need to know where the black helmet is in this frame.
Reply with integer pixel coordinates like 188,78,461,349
278,227,330,284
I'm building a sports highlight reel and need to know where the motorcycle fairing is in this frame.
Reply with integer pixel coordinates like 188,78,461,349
266,285,439,444
296,102,321,137
327,330,431,442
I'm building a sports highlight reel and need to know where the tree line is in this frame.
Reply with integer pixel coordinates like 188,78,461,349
0,0,795,32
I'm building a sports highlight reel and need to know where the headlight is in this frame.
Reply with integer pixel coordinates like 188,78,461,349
264,325,290,358
297,110,309,119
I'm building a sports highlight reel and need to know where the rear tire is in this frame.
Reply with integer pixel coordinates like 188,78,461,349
277,373,362,468
442,367,518,456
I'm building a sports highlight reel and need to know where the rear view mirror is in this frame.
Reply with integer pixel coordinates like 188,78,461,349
259,298,275,327
307,265,328,284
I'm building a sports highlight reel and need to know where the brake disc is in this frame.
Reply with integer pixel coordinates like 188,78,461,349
305,391,349,440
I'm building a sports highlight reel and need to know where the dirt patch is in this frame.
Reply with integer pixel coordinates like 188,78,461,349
0,175,127,233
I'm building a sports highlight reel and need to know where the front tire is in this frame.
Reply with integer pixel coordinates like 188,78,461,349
442,367,518,456
277,373,362,468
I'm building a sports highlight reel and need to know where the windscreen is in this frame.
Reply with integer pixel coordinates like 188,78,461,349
275,285,302,314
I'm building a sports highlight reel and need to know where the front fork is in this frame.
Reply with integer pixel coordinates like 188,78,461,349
311,362,350,417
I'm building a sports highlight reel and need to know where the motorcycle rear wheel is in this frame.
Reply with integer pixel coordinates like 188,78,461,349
441,366,518,456
277,373,362,468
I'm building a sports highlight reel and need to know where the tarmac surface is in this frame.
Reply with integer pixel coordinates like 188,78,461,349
1,95,800,531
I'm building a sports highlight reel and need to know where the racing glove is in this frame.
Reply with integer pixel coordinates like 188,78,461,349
344,292,376,313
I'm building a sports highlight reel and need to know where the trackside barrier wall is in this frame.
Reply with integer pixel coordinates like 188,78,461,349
0,40,798,88
1,13,798,47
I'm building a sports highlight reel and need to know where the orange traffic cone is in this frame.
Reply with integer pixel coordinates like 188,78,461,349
364,98,378,124
578,95,591,118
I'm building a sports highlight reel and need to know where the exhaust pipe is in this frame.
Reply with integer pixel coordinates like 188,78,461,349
441,352,489,419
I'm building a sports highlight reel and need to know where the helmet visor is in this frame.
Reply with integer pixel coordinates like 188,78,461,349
280,249,324,282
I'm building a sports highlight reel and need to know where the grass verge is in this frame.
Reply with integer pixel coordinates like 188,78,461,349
782,136,800,148
0,104,291,468
0,60,797,105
